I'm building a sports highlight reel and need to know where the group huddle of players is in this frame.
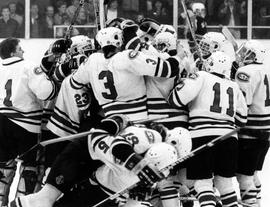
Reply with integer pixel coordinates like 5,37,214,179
0,7,269,207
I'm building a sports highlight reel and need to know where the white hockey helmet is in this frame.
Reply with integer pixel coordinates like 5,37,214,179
152,32,177,52
203,51,232,78
236,39,266,65
69,35,95,56
192,2,206,18
120,126,162,154
144,142,178,177
200,32,227,56
95,27,123,48
165,127,192,158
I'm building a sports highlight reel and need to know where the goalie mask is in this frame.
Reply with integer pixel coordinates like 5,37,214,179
152,32,177,53
165,127,192,158
69,35,95,57
144,142,178,177
203,51,232,78
236,39,266,65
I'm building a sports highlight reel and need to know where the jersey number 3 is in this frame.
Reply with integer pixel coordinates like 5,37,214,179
99,70,118,100
4,79,13,107
210,82,234,117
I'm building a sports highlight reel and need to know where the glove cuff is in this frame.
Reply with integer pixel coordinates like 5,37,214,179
124,153,147,174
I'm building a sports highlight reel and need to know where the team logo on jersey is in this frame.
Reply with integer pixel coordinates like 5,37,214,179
237,72,250,82
128,50,139,59
188,72,199,79
34,67,43,75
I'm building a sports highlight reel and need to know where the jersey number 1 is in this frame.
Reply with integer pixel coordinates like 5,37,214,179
210,82,234,117
4,79,13,107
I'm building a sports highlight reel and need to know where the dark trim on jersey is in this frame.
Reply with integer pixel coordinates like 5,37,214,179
249,113,270,118
189,116,235,124
48,118,77,134
236,112,247,120
154,57,161,76
0,108,42,120
54,106,80,127
247,119,270,126
43,81,57,101
211,72,225,79
189,125,235,131
9,117,41,126
170,89,185,107
2,59,23,66
70,77,85,90
50,112,79,132
190,120,235,128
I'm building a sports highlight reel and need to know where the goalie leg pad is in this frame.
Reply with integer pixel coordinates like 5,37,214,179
0,160,16,206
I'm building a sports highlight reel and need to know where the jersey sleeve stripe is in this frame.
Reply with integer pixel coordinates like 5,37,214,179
44,80,58,101
48,118,78,134
49,111,80,132
161,61,169,78
54,106,80,127
70,77,84,90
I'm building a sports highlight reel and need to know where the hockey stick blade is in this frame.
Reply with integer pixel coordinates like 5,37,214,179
221,26,238,51
91,128,239,207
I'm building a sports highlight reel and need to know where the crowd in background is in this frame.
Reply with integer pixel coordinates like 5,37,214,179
0,0,269,39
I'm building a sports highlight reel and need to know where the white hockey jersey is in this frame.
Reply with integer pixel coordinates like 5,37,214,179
168,71,248,139
70,49,179,121
235,63,270,138
46,75,90,136
0,57,57,133
88,126,162,193
141,44,189,129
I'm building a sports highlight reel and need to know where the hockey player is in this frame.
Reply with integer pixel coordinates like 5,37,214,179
234,40,268,207
168,51,247,207
0,38,57,206
70,27,180,122
10,115,189,207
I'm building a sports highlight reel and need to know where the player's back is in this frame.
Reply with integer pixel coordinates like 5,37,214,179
170,71,247,139
0,57,44,132
236,63,270,132
78,51,148,121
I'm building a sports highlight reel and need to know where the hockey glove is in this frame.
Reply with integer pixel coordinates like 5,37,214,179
129,184,152,201
124,153,164,187
100,114,130,136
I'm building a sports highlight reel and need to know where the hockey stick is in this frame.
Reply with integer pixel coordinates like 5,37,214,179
180,0,203,59
15,115,182,160
91,128,239,207
221,26,239,51
65,0,85,40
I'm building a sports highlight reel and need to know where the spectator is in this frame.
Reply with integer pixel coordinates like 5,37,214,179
8,2,23,26
43,5,55,38
54,0,68,25
217,0,246,39
147,0,171,24
30,3,45,38
66,0,80,20
253,5,270,38
0,6,19,38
